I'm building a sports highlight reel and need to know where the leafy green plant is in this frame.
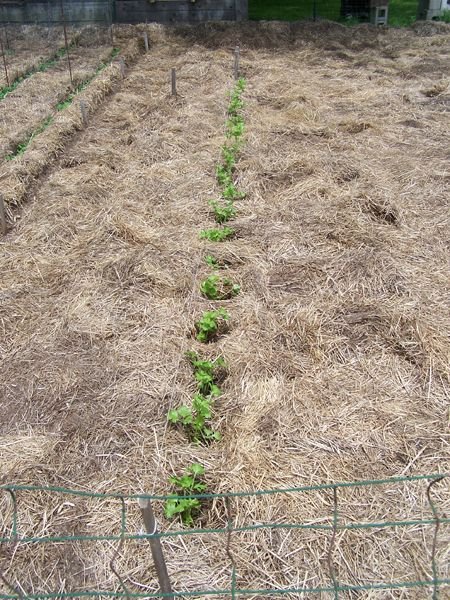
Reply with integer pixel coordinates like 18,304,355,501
222,182,245,201
167,352,226,442
209,199,236,224
205,254,220,269
167,392,220,444
185,351,226,395
228,91,244,116
164,463,206,525
236,77,246,93
195,308,229,343
200,274,240,300
200,227,235,242
226,115,245,140
221,143,239,171
216,164,232,186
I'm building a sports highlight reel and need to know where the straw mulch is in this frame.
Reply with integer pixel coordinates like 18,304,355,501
0,35,142,217
0,25,70,88
0,43,117,158
0,21,449,599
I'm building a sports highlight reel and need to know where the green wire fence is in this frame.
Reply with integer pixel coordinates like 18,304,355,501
1,474,449,599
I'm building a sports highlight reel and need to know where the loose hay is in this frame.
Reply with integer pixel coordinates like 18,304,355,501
0,44,117,157
0,21,449,599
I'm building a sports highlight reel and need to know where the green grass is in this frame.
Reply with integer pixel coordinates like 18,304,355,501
389,0,418,26
249,0,340,21
248,0,419,26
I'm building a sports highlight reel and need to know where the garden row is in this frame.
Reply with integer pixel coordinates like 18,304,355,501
0,38,119,160
165,77,247,524
0,35,141,226
0,35,74,101
2,47,119,161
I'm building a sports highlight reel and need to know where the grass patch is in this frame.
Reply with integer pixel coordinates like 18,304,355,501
248,0,419,26
249,0,341,21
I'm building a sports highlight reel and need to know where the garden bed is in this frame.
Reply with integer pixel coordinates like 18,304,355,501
0,20,449,599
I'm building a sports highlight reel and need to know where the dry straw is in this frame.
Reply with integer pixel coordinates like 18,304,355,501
0,20,449,599
0,34,141,218
0,44,118,158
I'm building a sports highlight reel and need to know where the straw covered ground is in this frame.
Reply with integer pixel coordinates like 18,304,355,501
0,20,449,599
0,25,69,87
0,40,116,158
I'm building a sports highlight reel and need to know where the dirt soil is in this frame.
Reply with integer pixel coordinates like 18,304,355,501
0,20,449,599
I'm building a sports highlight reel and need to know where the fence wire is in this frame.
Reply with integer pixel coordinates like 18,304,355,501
0,474,449,599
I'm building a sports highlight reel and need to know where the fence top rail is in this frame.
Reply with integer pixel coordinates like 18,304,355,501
0,473,447,502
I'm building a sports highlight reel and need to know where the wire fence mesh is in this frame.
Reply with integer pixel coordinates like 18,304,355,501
1,474,449,599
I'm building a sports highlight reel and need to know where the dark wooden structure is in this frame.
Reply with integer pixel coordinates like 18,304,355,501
0,0,248,24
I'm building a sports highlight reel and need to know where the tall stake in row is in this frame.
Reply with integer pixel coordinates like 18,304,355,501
171,67,177,96
234,46,240,80
60,0,73,87
0,35,10,87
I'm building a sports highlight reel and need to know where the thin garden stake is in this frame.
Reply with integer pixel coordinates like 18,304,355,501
60,0,73,87
427,475,445,600
0,192,7,236
234,46,240,80
3,22,10,51
171,68,176,96
138,498,174,599
143,31,149,52
0,35,10,87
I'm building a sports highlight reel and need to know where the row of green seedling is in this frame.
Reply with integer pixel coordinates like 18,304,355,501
165,78,247,525
200,77,246,243
0,38,79,102
5,48,120,161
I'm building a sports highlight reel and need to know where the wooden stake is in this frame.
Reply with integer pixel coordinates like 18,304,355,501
138,498,173,599
3,23,10,51
0,35,10,87
171,68,176,96
60,0,73,87
79,100,88,127
119,56,125,78
234,46,240,80
143,31,149,52
0,193,7,236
